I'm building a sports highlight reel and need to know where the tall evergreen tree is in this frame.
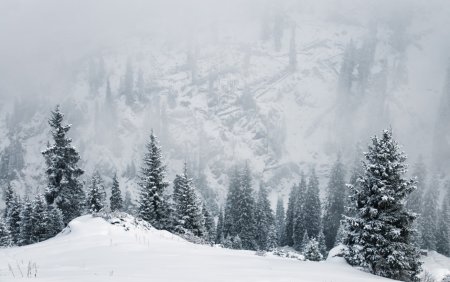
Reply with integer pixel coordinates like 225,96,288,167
0,217,12,247
237,164,257,250
304,168,321,239
293,172,307,250
6,195,21,245
285,184,299,247
172,163,205,236
343,130,422,281
255,183,275,251
137,131,169,229
223,168,241,238
86,172,106,213
19,199,33,246
47,205,64,238
215,208,224,244
3,183,14,218
110,173,123,212
323,156,346,250
31,194,50,243
202,202,215,242
275,197,286,246
42,106,85,224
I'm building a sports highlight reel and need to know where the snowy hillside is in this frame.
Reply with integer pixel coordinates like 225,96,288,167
0,214,394,282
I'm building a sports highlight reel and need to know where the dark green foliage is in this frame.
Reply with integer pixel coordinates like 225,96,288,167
323,157,346,250
343,130,422,282
255,183,275,251
137,131,170,229
304,169,321,239
202,202,215,243
110,173,123,212
275,197,286,246
285,184,298,247
293,173,307,250
42,106,85,224
172,163,204,237
87,172,106,213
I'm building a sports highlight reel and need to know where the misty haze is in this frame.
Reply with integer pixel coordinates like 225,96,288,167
0,0,449,281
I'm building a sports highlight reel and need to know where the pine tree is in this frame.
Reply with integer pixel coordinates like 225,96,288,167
42,106,85,224
323,157,346,250
172,163,204,236
304,237,323,261
275,197,286,246
202,202,215,243
3,183,14,218
343,130,422,281
137,131,170,229
6,196,21,245
304,169,321,239
285,184,299,247
255,183,275,251
317,229,327,258
19,199,33,246
31,194,50,243
47,205,64,238
237,164,257,250
87,172,106,213
0,218,12,247
224,168,241,238
215,208,224,244
110,173,123,212
436,190,450,256
420,178,439,251
293,172,307,250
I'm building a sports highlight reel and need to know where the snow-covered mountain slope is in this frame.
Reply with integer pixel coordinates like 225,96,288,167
1,0,449,206
0,214,394,282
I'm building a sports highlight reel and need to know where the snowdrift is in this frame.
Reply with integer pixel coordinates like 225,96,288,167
0,215,397,281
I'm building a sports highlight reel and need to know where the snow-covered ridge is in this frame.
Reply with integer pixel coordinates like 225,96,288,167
0,214,394,282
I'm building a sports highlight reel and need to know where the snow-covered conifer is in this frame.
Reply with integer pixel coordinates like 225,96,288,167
255,183,275,251
215,208,224,244
304,169,321,239
343,130,422,281
0,218,12,247
31,194,50,243
19,199,33,246
275,197,286,246
304,238,323,261
137,131,169,229
110,173,123,212
42,106,85,224
323,156,346,250
87,172,106,213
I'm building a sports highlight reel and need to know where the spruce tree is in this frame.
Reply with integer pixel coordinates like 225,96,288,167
304,169,321,238
275,197,286,246
323,157,346,250
86,172,106,213
215,208,224,244
223,168,241,238
172,163,204,236
202,202,215,243
3,183,14,218
6,196,21,245
19,199,33,246
285,184,299,246
42,106,85,224
110,173,123,212
304,237,323,261
123,190,136,215
343,130,422,281
293,172,307,250
137,131,169,229
47,205,64,238
31,194,50,243
0,218,12,247
255,183,275,251
237,164,257,250
317,229,327,258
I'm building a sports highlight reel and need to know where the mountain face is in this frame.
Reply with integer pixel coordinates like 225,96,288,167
0,0,448,207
